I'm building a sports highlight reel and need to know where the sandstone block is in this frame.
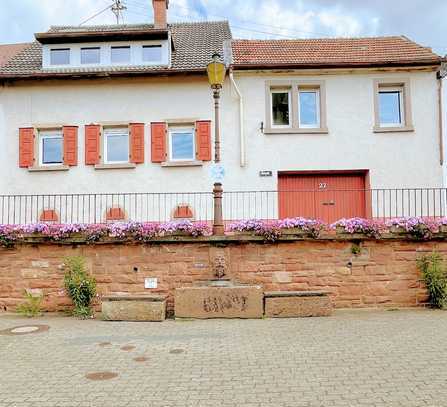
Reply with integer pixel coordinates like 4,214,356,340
174,285,263,319
102,294,166,322
264,291,333,318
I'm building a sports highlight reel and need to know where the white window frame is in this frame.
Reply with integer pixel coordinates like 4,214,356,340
168,126,196,162
298,88,321,129
49,48,70,66
38,130,64,167
110,45,132,65
270,89,292,129
80,47,101,65
103,128,130,164
378,86,405,128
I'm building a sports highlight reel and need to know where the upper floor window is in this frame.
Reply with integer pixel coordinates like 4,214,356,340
39,130,63,166
104,128,129,164
143,45,162,63
271,89,291,127
266,81,327,134
378,87,404,127
169,126,195,161
81,47,100,64
111,46,131,64
50,48,70,65
298,89,320,128
374,79,413,132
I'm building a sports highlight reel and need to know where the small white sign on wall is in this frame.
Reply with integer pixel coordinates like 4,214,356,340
144,278,158,289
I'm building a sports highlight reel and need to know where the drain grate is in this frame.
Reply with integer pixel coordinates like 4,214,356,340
0,325,49,336
169,348,185,354
85,372,118,381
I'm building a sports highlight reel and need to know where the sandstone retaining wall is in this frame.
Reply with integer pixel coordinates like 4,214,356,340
0,237,438,313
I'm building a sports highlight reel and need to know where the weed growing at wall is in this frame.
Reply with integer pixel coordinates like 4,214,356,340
417,252,447,308
63,256,97,318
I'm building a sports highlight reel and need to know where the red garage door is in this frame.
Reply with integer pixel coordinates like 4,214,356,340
278,172,367,223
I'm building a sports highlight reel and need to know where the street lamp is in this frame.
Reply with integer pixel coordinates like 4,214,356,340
207,53,226,163
207,53,226,235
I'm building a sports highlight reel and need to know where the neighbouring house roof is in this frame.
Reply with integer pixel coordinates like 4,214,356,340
0,21,232,80
0,43,29,68
231,36,442,69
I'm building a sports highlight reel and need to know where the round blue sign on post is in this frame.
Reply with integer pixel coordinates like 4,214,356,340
210,164,225,183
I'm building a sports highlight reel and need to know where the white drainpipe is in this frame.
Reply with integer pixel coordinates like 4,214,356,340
229,70,245,167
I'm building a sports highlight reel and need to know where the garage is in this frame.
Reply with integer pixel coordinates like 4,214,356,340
278,171,367,223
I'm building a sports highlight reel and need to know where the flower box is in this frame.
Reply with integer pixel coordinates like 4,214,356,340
281,227,313,237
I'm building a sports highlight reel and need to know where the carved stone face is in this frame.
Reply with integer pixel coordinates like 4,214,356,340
213,254,227,279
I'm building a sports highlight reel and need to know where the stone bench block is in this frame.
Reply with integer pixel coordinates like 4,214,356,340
264,291,333,318
102,294,166,322
175,285,263,319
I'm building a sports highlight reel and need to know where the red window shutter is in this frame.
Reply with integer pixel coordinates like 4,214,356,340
85,124,100,165
19,127,35,168
129,123,145,164
196,120,211,161
151,122,166,163
63,126,78,166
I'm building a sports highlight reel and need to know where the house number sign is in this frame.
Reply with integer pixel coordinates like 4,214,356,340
319,182,328,189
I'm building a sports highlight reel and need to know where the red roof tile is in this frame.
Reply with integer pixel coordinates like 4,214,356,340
0,43,29,67
231,36,441,68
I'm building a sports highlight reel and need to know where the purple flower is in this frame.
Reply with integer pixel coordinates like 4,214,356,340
331,218,384,237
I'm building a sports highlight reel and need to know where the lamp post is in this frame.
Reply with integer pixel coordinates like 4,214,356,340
207,53,226,235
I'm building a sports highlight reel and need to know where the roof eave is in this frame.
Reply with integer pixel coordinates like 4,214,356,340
35,29,169,44
0,67,207,82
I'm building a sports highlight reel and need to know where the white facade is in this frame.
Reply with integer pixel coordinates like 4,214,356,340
0,66,444,222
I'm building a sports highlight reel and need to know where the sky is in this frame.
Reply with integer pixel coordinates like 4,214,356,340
0,0,446,55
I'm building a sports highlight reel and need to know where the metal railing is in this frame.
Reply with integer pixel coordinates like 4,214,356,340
0,188,446,225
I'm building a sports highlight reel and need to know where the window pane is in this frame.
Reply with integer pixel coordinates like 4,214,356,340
379,91,402,125
50,49,70,65
271,92,290,126
42,137,63,164
106,133,129,162
81,47,100,64
171,131,194,160
111,46,130,63
143,45,162,62
299,91,319,126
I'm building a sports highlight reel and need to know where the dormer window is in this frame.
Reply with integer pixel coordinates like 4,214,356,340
81,47,100,64
111,46,131,64
143,45,162,63
50,48,70,65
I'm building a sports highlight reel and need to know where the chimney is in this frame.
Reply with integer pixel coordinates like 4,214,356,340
152,0,169,29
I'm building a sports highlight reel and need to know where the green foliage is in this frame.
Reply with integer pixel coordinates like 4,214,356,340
63,256,97,318
351,243,361,256
16,291,43,317
417,252,447,309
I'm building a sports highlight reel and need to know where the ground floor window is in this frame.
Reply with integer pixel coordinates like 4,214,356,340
39,130,63,166
104,128,129,164
168,126,195,161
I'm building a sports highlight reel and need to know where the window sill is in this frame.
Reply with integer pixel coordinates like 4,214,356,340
264,127,329,135
28,165,69,172
373,126,414,133
94,163,137,170
161,160,203,167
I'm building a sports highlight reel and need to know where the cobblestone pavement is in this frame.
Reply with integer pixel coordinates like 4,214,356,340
1,310,447,407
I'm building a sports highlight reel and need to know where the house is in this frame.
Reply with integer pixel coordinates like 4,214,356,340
0,0,444,224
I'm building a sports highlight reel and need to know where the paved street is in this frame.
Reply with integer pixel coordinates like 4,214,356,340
1,310,447,407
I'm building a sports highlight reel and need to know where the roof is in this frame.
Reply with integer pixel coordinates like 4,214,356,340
231,36,442,69
0,43,29,68
36,24,169,43
0,21,232,80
